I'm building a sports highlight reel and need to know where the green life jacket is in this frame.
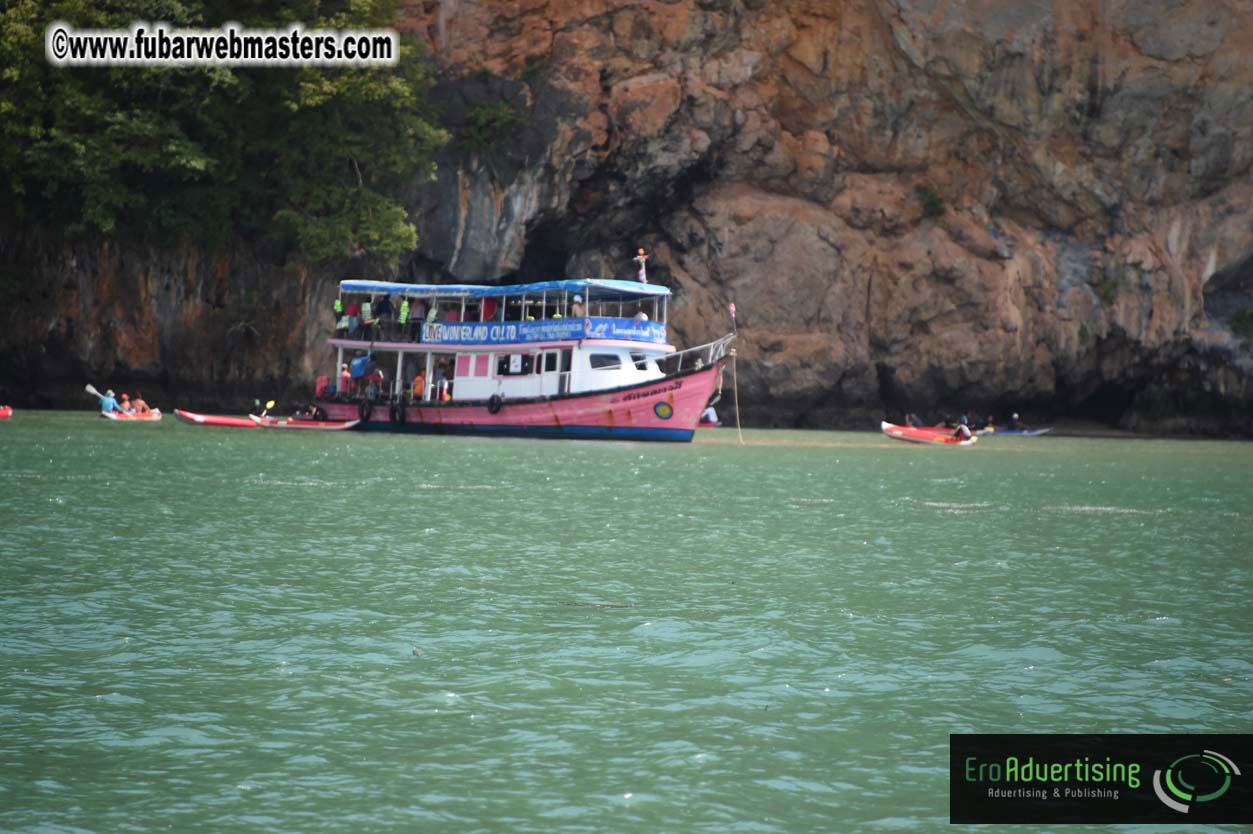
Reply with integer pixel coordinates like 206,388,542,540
399,299,410,324
333,297,343,314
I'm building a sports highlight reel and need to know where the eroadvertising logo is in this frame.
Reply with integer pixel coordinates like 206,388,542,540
950,734,1252,824
1153,749,1241,813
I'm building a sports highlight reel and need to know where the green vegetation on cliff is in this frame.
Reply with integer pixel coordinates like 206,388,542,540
0,0,446,264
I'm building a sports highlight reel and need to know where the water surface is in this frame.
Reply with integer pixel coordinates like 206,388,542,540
2,414,1250,832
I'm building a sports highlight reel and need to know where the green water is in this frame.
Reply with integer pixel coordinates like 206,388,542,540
2,413,1251,833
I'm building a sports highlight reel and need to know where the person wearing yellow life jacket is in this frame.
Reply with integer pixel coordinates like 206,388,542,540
398,298,410,339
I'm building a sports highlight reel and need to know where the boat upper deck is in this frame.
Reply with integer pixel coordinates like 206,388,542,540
334,278,671,349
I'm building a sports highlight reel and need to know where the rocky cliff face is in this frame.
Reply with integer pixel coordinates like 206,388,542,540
396,0,1253,432
6,0,1253,432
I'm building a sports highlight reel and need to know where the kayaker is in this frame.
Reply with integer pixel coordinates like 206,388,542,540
953,415,973,441
131,392,152,415
96,389,124,414
119,393,133,413
1008,412,1029,431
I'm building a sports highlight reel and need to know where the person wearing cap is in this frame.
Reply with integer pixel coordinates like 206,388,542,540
118,393,134,414
571,294,586,318
94,388,124,414
952,414,973,441
1008,412,1029,431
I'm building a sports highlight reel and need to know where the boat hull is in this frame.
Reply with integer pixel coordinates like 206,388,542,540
175,409,258,428
102,409,162,421
0,405,11,420
316,360,725,442
980,427,1052,436
249,415,360,431
881,421,976,446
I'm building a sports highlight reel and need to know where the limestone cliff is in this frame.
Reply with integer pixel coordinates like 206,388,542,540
5,0,1253,433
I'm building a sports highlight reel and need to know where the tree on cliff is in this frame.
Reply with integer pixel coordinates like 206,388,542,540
0,0,446,265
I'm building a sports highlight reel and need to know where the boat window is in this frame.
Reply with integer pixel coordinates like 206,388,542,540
497,353,535,375
544,352,558,373
630,352,649,370
590,354,621,370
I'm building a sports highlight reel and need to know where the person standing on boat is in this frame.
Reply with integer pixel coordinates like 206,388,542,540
95,389,124,414
953,415,973,441
349,350,375,398
631,246,651,283
434,365,447,399
571,294,586,317
634,248,649,283
340,363,352,396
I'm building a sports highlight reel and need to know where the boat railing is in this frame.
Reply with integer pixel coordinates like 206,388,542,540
335,314,673,348
656,333,736,376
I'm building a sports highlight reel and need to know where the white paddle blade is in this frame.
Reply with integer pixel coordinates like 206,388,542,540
85,384,100,398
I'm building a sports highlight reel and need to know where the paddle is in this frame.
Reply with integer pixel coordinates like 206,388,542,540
85,383,102,399
253,399,276,417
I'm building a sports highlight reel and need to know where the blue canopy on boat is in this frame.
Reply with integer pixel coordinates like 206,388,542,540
339,278,670,299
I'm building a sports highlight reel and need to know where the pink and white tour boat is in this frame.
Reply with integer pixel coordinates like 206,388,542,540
315,275,733,442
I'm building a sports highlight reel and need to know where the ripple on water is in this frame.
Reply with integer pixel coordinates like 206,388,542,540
2,423,1252,832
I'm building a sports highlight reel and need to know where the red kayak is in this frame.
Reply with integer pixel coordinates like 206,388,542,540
102,409,163,421
175,409,258,428
881,421,976,446
249,414,360,431
0,405,11,420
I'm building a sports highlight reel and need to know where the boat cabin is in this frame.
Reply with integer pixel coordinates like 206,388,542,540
323,278,677,404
